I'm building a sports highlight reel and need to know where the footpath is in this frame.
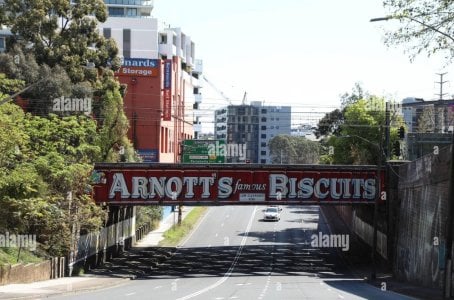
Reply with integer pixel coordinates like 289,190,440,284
321,206,445,300
0,207,194,300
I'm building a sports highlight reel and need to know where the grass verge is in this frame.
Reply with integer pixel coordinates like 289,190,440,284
0,247,43,266
159,207,207,247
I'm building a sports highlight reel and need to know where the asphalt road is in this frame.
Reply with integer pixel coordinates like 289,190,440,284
52,206,414,300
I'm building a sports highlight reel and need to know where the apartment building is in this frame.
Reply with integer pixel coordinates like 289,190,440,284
215,101,291,163
99,0,204,162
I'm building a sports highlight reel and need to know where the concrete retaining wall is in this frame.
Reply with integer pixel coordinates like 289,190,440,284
394,145,451,288
0,257,65,285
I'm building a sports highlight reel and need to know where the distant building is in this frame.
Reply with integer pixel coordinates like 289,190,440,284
214,101,291,163
401,97,425,133
400,97,454,160
291,124,318,141
0,27,10,53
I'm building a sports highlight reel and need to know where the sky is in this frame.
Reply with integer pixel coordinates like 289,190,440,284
152,0,453,130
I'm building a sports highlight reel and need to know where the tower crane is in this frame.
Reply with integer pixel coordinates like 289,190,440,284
202,75,232,105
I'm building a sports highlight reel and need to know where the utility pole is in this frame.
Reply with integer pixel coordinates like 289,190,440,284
436,72,448,101
435,73,448,133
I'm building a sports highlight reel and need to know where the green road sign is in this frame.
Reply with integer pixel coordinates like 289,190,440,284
182,140,225,163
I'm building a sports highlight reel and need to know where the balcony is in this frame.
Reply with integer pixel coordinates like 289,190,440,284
104,0,153,16
193,59,203,74
104,0,153,6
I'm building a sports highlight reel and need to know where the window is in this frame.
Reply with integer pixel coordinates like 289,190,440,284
127,8,137,16
103,28,111,39
123,29,131,58
276,126,279,129
238,107,245,115
261,151,266,155
270,126,274,129
261,117,267,122
261,159,267,163
261,109,267,114
271,117,274,121
261,125,266,130
160,34,167,44
261,142,267,147
108,7,124,16
276,117,279,121
261,134,267,139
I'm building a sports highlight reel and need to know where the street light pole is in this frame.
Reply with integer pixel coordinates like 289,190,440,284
371,125,383,281
370,16,454,43
339,131,384,280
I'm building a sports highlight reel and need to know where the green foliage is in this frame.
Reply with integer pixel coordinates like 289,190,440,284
1,0,119,82
0,100,106,256
0,247,43,266
268,135,320,164
160,207,208,247
136,206,163,229
0,1,136,259
382,0,454,62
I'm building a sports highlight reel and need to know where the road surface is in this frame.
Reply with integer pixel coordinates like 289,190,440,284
52,206,414,300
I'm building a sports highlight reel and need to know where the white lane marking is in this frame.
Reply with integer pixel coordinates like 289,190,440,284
176,206,258,300
154,286,163,289
338,294,345,299
125,292,136,296
178,208,211,247
208,244,212,247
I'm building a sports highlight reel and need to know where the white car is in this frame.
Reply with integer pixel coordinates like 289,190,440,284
263,206,280,221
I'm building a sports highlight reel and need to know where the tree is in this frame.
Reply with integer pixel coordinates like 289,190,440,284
314,83,365,138
381,0,454,62
417,105,435,132
328,99,385,165
268,135,320,164
1,0,120,82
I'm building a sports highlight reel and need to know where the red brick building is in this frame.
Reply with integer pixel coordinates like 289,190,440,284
115,57,193,163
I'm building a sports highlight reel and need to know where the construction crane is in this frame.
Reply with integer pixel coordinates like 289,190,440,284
202,75,232,105
242,91,247,105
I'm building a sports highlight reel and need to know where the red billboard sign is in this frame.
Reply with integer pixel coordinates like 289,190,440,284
162,59,172,121
92,164,385,205
117,66,159,77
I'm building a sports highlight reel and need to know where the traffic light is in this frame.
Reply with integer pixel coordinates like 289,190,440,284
393,141,401,156
399,126,405,139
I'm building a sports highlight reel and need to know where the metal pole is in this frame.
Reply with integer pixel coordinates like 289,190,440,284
385,104,390,160
371,125,383,281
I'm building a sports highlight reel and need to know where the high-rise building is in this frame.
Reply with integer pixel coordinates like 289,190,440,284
215,102,291,163
99,0,203,162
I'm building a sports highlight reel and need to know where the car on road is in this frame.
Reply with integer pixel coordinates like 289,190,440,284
263,206,280,221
